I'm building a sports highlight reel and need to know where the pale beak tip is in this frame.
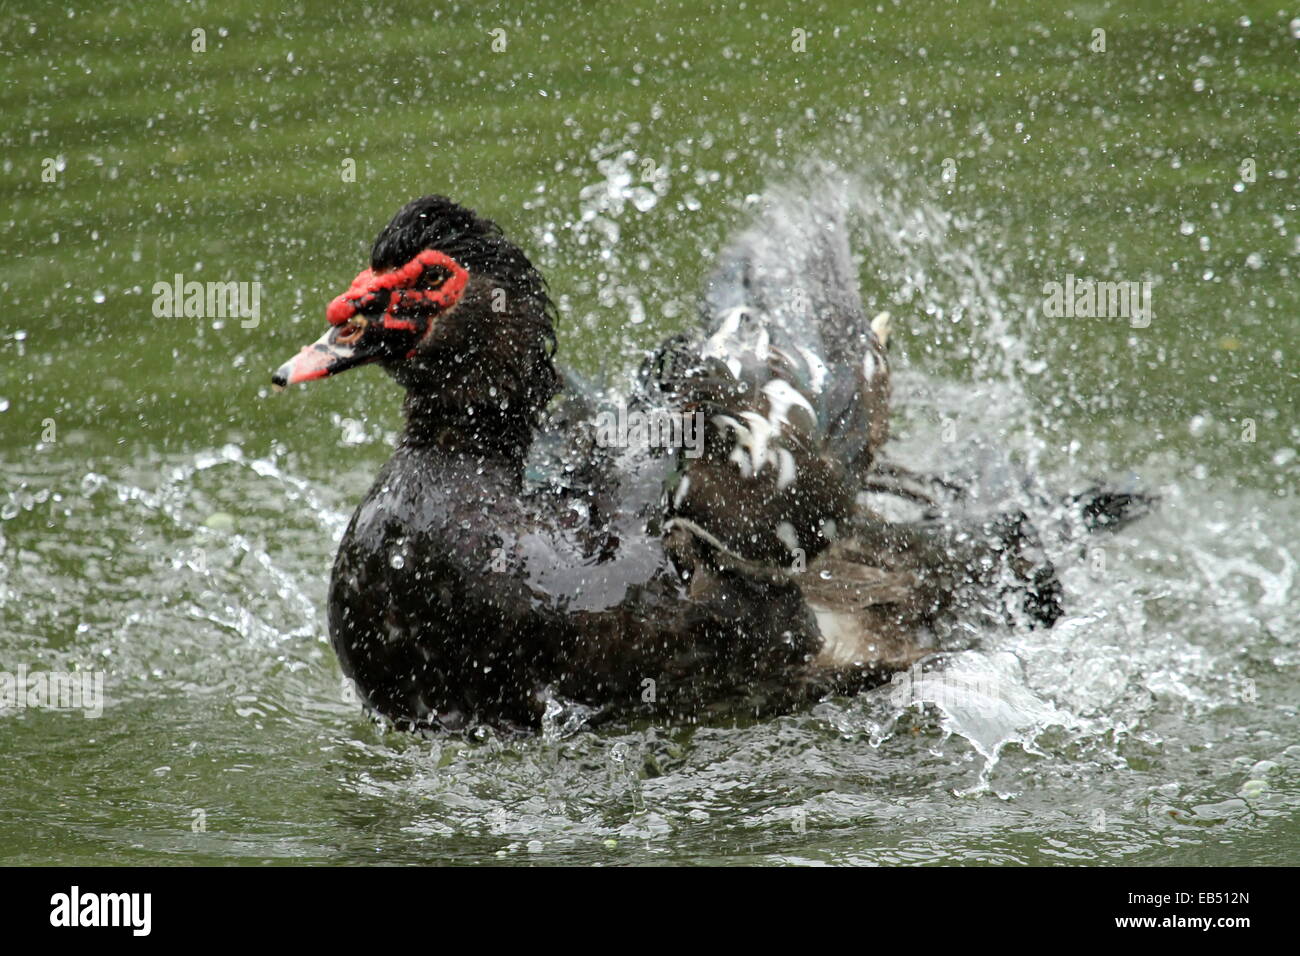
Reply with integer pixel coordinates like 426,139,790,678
271,362,293,390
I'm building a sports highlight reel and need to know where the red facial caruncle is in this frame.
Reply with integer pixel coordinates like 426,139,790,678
272,249,469,389
326,249,469,341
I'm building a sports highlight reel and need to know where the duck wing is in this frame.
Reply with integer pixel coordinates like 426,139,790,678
643,187,891,567
632,184,1073,677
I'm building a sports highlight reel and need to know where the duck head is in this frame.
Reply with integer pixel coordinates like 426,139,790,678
273,196,560,422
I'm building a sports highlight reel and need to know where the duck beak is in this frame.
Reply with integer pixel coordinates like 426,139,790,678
271,326,376,390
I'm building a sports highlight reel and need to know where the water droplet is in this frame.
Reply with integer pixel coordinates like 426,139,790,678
204,512,235,531
1239,779,1266,798
389,552,405,569
92,290,106,304
339,418,366,446
631,187,658,212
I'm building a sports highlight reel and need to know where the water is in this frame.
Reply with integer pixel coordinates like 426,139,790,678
1,0,1297,865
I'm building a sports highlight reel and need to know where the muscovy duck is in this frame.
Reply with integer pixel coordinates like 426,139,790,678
272,194,1146,732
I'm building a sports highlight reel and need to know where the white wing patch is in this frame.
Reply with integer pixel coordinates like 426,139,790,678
713,398,807,493
775,449,797,490
775,521,800,552
795,346,829,394
862,350,878,383
699,307,833,496
861,312,891,383
703,307,745,358
762,379,815,429
708,375,815,492
870,311,892,347
811,606,865,667
727,444,754,478
672,474,692,509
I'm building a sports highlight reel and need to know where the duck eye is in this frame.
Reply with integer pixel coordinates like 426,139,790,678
335,318,367,346
420,266,450,290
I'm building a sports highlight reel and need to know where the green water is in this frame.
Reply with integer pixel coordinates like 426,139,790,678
1,0,1297,865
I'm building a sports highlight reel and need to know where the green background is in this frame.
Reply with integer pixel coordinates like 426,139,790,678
0,1,1296,865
